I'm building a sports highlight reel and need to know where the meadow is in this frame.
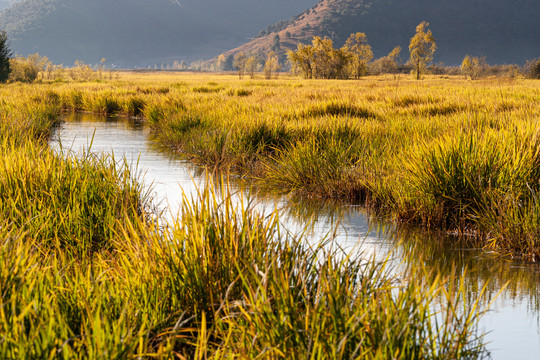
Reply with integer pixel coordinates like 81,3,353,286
0,73,497,358
5,72,537,258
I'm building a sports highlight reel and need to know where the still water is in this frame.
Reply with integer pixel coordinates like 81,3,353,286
51,113,540,359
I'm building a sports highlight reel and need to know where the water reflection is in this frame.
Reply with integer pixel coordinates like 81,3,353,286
50,114,540,359
385,225,540,358
51,113,205,217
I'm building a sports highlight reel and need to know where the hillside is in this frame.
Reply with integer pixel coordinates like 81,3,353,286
0,0,317,66
220,0,540,66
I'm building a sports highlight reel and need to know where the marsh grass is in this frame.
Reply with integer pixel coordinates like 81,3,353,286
80,73,538,258
3,73,540,257
0,144,146,258
0,94,490,358
294,100,377,119
0,178,489,358
4,73,540,249
264,136,363,199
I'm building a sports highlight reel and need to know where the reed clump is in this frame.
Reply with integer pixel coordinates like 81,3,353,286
0,180,489,358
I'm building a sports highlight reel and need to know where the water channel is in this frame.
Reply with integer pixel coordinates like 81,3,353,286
51,113,540,359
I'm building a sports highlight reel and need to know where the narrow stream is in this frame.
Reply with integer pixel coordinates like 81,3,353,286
51,113,540,359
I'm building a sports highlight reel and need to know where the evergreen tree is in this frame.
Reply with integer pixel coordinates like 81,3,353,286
271,34,281,52
223,54,234,71
0,30,11,82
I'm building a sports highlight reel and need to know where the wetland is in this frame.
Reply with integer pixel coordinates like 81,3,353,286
2,72,540,358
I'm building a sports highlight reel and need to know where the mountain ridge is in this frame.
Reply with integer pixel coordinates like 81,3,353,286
0,0,318,66
219,0,540,66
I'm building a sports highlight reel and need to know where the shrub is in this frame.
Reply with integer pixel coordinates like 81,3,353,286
525,58,540,79
461,56,487,80
9,57,38,82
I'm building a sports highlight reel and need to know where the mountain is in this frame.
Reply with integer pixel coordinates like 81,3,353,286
220,0,540,65
0,0,318,66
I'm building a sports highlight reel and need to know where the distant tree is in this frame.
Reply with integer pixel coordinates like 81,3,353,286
409,21,437,80
288,43,315,78
0,30,11,83
8,53,50,82
342,32,373,79
69,60,94,81
461,55,487,80
288,36,348,79
272,34,281,53
370,46,401,74
524,58,540,79
35,53,51,80
216,54,226,71
223,54,234,71
245,55,258,79
98,57,106,78
233,52,247,79
9,57,38,82
264,51,281,79
310,37,348,79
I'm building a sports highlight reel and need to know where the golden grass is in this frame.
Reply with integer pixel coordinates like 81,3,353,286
0,105,487,358
2,72,540,259
0,72,501,358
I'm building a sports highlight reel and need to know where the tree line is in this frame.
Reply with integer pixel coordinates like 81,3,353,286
216,51,282,80
288,21,436,80
1,26,540,83
0,31,117,83
287,21,540,80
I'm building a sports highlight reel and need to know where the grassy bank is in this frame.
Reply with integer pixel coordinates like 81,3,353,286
2,73,535,257
0,100,488,358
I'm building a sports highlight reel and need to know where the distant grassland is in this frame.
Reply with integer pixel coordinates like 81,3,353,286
2,72,540,260
0,73,489,358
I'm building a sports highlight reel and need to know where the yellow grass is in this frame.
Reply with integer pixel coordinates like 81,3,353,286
2,72,540,258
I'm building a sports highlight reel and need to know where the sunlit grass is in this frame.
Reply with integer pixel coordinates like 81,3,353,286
0,86,491,358
1,72,539,258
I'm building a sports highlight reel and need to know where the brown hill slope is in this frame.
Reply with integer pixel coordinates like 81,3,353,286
219,0,540,66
